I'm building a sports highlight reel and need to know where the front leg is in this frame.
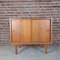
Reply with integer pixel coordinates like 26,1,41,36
15,45,18,54
44,44,48,54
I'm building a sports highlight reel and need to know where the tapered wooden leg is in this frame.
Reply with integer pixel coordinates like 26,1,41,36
19,45,21,48
40,45,43,47
44,44,48,54
15,45,18,55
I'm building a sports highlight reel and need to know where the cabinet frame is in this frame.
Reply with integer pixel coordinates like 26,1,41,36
10,18,52,54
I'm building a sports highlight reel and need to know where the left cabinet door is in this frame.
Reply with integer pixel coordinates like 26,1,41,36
11,19,31,44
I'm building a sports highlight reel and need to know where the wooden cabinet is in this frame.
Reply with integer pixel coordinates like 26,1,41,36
10,18,52,54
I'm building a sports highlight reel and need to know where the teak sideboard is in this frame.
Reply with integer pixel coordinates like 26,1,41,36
10,18,52,54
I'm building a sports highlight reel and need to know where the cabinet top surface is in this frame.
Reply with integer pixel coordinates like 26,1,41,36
10,18,50,20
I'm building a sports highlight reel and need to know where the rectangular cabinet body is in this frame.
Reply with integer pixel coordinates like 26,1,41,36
10,18,52,54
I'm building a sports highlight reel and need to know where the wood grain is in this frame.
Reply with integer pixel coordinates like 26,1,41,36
11,19,31,44
10,18,51,44
32,19,51,44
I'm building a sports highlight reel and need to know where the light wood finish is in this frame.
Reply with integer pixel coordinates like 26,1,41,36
11,19,31,44
32,19,50,44
10,18,52,54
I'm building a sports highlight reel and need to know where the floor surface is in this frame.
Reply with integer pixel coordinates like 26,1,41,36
0,44,60,60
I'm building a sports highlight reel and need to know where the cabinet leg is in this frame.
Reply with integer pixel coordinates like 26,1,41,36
15,45,18,55
44,44,48,54
40,45,43,47
19,45,21,48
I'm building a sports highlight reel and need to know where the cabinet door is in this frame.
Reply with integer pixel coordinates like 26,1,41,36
32,19,51,44
11,19,31,44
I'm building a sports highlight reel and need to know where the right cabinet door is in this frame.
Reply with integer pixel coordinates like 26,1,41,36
32,19,51,44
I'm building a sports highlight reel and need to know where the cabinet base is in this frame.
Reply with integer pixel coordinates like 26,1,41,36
15,44,48,54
